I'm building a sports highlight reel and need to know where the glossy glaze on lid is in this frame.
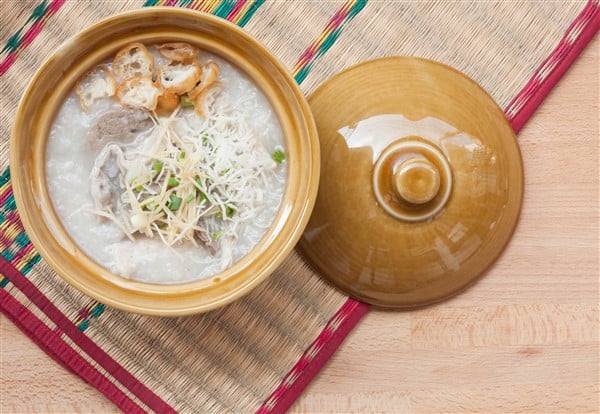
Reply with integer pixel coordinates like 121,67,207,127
299,57,523,308
10,9,319,316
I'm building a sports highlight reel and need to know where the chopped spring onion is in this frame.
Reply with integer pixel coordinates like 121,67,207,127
140,197,156,210
152,160,163,174
167,194,182,211
272,149,285,163
180,95,194,108
131,177,144,192
216,204,236,219
194,176,208,201
167,176,180,187
184,193,195,204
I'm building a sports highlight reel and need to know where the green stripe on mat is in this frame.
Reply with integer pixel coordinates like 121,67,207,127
0,179,41,279
239,0,265,27
1,0,53,54
0,168,10,186
0,168,41,279
1,1,48,53
294,0,367,84
213,0,237,19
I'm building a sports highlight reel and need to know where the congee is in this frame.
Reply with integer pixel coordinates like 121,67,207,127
46,42,287,283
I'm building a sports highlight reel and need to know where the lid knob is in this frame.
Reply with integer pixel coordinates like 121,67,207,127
393,158,440,205
373,138,453,222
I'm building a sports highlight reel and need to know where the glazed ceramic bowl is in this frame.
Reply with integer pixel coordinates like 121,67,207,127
10,9,319,316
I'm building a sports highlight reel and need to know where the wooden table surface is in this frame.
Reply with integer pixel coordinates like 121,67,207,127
1,36,598,414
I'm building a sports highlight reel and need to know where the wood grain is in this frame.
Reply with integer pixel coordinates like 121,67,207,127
1,35,598,414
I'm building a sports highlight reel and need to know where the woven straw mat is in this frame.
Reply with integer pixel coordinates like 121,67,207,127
0,1,591,413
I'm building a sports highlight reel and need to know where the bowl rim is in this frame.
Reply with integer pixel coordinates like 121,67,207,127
10,8,320,316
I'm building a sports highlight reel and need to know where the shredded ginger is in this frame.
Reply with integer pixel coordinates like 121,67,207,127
101,94,280,270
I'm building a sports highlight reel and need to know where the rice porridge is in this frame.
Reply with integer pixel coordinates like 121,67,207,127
45,42,286,284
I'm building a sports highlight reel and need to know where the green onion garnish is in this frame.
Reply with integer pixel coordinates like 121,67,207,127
152,160,163,174
272,149,285,163
167,194,182,211
131,177,144,192
225,204,236,217
167,177,180,187
140,197,156,210
184,194,194,204
194,176,209,201
217,204,236,219
180,95,194,108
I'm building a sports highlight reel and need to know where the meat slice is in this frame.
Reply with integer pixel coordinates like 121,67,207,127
87,109,153,151
195,229,217,255
90,144,127,214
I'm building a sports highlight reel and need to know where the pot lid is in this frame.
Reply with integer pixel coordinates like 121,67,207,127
298,57,523,309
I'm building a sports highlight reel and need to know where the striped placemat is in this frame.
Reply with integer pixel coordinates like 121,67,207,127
1,1,598,413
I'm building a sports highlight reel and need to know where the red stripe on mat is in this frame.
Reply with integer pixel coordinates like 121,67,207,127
508,0,599,132
257,298,368,414
0,287,144,413
0,257,177,414
0,0,66,76
258,6,599,414
226,0,248,21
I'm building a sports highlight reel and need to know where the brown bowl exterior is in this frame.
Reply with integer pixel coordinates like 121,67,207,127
10,9,319,316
